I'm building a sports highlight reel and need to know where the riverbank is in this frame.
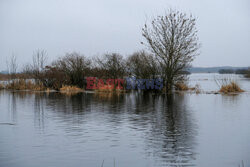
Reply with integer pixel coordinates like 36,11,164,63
1,73,249,95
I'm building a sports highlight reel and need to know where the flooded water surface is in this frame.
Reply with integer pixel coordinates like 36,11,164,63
0,74,250,167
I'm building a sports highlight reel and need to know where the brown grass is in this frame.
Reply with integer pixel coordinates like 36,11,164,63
0,73,32,81
175,82,189,91
60,85,84,92
0,74,9,81
0,83,4,89
5,79,45,91
219,81,244,93
175,82,201,94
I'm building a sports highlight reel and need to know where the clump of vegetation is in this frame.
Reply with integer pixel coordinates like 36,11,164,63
175,83,201,94
245,69,250,78
215,77,244,93
175,82,189,91
5,79,45,91
219,81,244,93
0,83,4,89
0,74,9,81
60,85,83,92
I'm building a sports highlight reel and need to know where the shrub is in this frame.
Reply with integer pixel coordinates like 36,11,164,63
54,53,91,88
40,66,69,90
215,77,244,93
219,81,244,93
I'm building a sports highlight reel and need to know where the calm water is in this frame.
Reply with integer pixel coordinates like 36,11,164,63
189,73,250,92
0,74,250,167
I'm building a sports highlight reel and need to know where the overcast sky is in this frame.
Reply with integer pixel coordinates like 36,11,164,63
0,0,250,71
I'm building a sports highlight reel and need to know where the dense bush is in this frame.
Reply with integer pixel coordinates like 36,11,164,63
53,52,92,88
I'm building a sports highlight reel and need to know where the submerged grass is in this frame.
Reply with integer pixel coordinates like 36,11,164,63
175,82,201,94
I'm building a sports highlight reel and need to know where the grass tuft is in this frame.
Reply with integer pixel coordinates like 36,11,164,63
215,77,244,94
60,85,84,92
219,81,244,93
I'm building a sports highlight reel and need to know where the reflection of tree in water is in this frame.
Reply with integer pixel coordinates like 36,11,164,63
8,91,17,123
32,92,128,142
32,93,92,127
4,91,36,123
10,91,197,166
126,93,198,166
33,93,46,130
33,93,126,130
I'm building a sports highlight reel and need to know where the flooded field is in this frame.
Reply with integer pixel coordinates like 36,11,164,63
0,74,250,167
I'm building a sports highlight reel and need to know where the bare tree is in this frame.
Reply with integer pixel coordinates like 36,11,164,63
32,49,47,76
41,65,69,90
94,53,126,79
21,64,33,75
127,50,159,79
6,54,18,81
142,10,200,93
53,52,91,88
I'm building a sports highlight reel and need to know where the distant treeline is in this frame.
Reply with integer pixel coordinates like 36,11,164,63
188,67,250,73
218,68,250,76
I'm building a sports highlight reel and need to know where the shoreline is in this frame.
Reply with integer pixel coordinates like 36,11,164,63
0,88,248,95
